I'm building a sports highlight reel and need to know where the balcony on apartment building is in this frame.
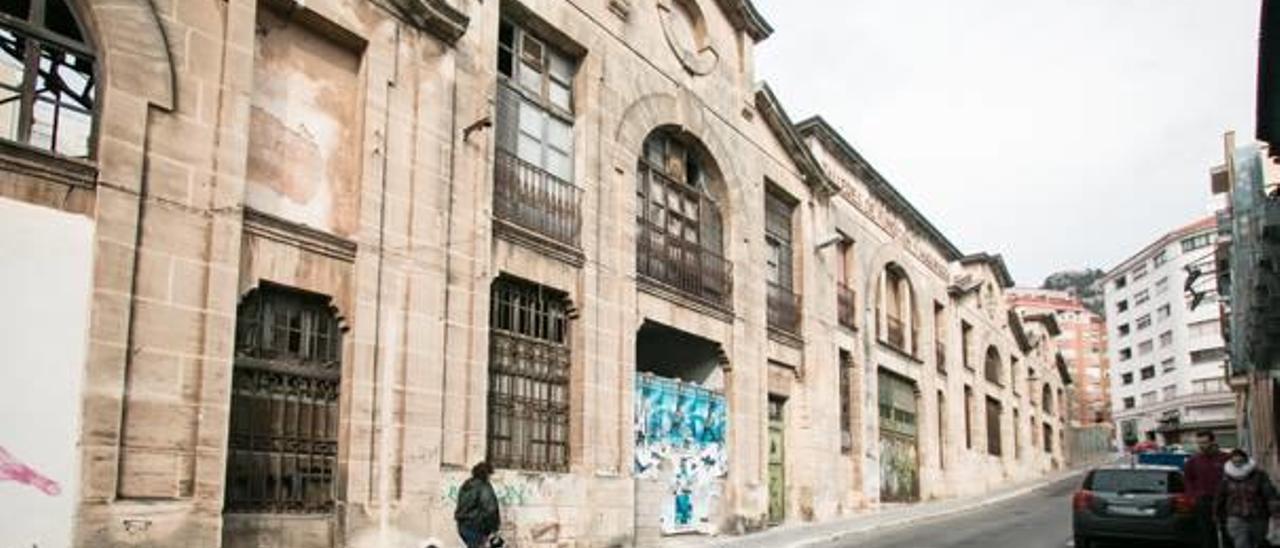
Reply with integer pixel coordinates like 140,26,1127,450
767,281,802,335
637,219,734,310
493,148,582,250
837,282,857,330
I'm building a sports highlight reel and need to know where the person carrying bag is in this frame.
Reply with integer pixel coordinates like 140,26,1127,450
454,461,502,548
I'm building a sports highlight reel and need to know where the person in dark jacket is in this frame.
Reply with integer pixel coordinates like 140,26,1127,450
1215,448,1278,548
454,461,500,548
1187,430,1232,548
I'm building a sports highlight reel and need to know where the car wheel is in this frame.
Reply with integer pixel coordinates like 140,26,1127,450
1073,535,1092,548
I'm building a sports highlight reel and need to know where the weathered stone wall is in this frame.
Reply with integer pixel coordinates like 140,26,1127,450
0,0,1071,546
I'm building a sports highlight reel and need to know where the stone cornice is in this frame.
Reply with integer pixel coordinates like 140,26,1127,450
243,208,358,263
714,0,773,42
382,0,469,45
960,252,1015,288
753,84,837,197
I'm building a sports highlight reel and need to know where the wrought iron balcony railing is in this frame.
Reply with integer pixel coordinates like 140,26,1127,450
493,148,582,249
767,281,802,335
636,219,733,309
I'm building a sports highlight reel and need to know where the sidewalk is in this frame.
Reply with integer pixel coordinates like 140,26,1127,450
664,467,1090,548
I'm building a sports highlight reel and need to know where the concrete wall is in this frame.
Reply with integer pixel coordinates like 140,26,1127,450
0,197,94,548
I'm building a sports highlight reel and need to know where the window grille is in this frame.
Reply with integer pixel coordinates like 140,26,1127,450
0,0,96,158
487,277,571,472
225,285,342,514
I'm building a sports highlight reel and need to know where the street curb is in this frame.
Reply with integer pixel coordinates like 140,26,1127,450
787,469,1088,548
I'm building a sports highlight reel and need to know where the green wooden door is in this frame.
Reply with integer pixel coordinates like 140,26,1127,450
768,397,786,524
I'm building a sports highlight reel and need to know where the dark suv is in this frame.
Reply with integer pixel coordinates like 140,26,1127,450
1072,464,1202,548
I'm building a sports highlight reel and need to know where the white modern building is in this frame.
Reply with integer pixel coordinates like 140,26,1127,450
1102,217,1236,450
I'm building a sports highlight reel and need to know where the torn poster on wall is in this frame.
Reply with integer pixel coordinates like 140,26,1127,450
634,374,728,534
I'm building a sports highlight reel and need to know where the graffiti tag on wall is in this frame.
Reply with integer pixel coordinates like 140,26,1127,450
634,374,728,534
439,478,545,508
0,446,60,496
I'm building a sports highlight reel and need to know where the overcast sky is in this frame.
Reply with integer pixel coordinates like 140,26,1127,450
755,0,1260,285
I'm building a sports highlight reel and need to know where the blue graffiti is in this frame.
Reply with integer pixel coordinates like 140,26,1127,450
634,374,728,533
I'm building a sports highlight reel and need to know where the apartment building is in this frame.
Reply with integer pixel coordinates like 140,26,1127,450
0,1,1069,546
1102,217,1235,450
1008,289,1111,426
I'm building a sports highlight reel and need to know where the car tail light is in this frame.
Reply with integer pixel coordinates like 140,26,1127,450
1073,490,1096,512
1173,494,1197,514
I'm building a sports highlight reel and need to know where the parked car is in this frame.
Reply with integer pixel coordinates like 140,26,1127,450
1072,464,1202,548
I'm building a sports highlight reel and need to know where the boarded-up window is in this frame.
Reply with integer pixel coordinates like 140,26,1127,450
985,397,1002,457
964,385,974,450
487,276,571,471
839,349,853,454
984,346,1002,386
937,390,947,468
225,284,342,514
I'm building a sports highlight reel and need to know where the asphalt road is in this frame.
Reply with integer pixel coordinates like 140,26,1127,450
828,474,1190,548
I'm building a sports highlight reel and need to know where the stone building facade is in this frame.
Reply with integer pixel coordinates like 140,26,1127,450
1008,288,1112,426
0,0,1069,547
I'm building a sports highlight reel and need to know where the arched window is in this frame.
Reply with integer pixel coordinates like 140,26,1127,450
226,284,342,513
1042,384,1054,415
984,346,1002,385
0,0,96,158
877,263,917,354
635,129,730,307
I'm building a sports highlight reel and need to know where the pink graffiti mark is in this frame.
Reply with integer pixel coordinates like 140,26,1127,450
0,446,61,496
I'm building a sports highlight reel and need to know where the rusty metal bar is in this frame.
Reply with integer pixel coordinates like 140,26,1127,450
636,218,734,309
493,148,582,248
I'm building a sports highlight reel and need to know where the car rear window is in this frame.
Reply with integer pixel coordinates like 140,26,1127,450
1086,470,1184,493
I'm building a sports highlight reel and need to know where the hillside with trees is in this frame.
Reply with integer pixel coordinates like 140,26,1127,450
1041,268,1106,315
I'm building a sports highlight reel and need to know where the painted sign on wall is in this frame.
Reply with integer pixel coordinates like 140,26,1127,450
0,197,92,548
634,374,728,534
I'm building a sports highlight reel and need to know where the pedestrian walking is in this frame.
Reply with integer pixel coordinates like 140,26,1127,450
1215,448,1278,548
454,461,501,548
1186,430,1232,548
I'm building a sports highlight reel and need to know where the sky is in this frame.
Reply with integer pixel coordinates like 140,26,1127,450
754,0,1261,285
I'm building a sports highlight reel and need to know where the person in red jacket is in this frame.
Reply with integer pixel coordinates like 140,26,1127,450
1185,430,1232,548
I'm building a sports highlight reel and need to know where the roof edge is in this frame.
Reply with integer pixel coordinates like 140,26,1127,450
716,0,774,42
795,115,964,261
1101,216,1217,282
960,252,1016,288
754,84,838,196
